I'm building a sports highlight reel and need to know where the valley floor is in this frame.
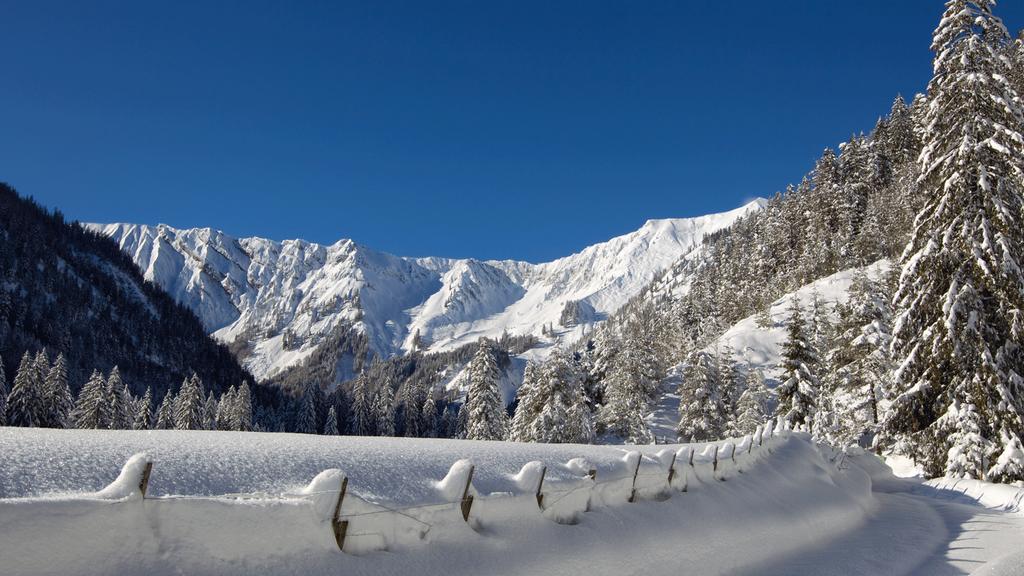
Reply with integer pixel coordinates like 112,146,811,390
1,428,1022,576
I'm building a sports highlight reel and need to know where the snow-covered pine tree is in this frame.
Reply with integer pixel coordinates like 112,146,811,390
134,387,153,430
373,380,395,437
401,380,422,438
349,371,374,436
203,390,218,431
7,352,43,427
596,308,668,445
421,391,438,438
812,289,832,349
216,385,237,430
174,374,204,431
532,349,593,443
30,350,50,426
0,358,7,426
464,341,508,441
716,344,741,436
677,351,726,442
826,270,894,450
887,0,1024,482
598,358,654,444
509,361,543,442
43,353,73,428
235,381,253,432
154,391,175,430
71,370,110,429
105,367,130,430
775,297,820,430
295,384,320,434
735,370,769,435
324,405,340,435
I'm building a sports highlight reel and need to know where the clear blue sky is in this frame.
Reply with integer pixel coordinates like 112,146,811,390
2,1,1021,262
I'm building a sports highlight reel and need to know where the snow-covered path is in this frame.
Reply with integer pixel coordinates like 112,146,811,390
741,463,1024,576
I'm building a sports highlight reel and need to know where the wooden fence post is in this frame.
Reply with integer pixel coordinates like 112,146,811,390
628,456,642,503
666,452,678,486
332,477,349,552
536,466,547,510
138,461,153,499
460,466,475,522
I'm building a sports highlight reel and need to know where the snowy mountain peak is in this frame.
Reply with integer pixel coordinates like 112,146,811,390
86,199,763,381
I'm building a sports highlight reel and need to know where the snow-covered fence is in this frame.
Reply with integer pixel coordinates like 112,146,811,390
0,421,791,560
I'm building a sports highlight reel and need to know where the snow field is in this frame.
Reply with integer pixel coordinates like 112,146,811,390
0,423,821,575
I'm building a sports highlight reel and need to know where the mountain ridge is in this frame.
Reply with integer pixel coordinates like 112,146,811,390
87,199,765,382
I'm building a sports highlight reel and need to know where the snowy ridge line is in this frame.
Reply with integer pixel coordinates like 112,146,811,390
0,422,789,560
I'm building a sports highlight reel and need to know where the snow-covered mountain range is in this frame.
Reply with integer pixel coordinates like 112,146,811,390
86,199,763,381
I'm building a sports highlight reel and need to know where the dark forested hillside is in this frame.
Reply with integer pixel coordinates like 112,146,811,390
0,183,254,401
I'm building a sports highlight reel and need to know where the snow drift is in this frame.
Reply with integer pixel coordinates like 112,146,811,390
0,425,888,576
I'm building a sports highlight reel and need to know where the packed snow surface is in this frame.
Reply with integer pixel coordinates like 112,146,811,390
3,427,1024,576
85,200,764,379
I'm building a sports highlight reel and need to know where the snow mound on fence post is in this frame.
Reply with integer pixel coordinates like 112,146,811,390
564,457,594,477
298,469,347,521
511,461,546,493
436,459,475,501
672,446,693,491
94,453,151,501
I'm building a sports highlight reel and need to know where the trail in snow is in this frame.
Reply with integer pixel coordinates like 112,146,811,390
741,457,1024,576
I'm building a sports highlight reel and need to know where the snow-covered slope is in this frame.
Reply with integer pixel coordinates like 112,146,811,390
87,200,762,381
644,261,892,439
708,260,892,380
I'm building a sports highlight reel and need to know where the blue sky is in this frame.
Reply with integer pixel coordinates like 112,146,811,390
2,1,1021,262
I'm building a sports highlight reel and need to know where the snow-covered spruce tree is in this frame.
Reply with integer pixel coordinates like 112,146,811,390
887,0,1024,482
232,381,253,432
203,391,218,431
349,371,374,436
421,391,438,438
7,352,43,427
30,351,51,426
216,385,236,430
716,344,741,436
677,351,726,442
324,405,340,435
401,380,422,438
43,353,73,428
464,341,509,441
775,297,820,430
735,370,770,435
174,373,205,431
509,361,543,442
154,391,175,430
71,370,111,429
596,307,668,445
521,349,594,444
0,358,7,426
295,383,320,434
134,386,153,430
807,288,834,358
106,367,132,430
598,358,654,444
373,380,395,437
826,270,895,450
